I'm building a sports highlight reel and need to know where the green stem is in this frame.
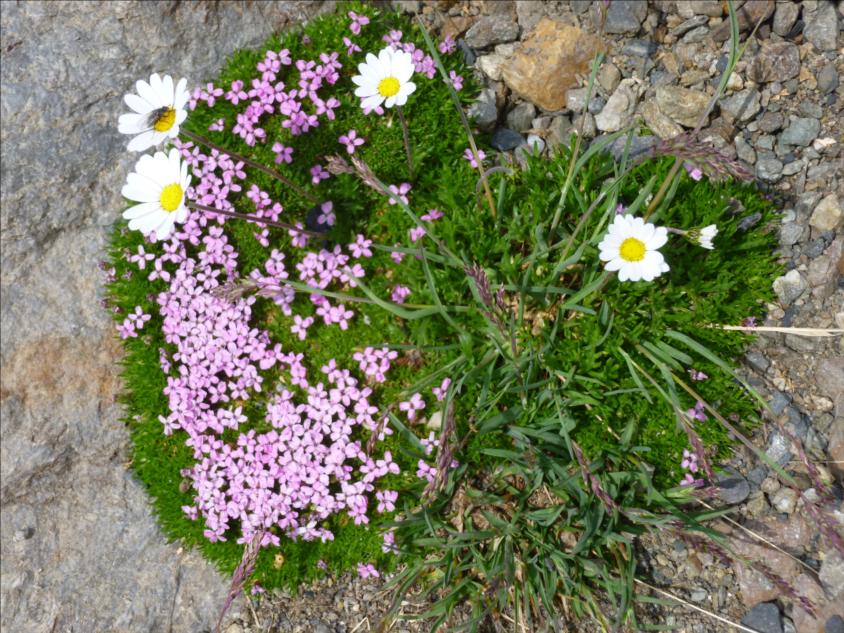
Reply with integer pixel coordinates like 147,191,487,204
187,202,321,237
396,106,414,181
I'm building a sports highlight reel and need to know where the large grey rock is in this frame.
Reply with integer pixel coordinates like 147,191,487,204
593,0,647,34
741,602,784,633
780,117,821,147
772,1,800,36
720,88,761,123
464,15,520,49
595,78,642,132
1,1,333,631
468,88,498,131
772,270,808,305
803,0,839,51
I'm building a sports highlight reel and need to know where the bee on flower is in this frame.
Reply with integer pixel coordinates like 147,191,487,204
118,73,189,152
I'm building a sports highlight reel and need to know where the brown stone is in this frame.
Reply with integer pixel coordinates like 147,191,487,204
711,0,775,42
791,573,844,633
829,423,844,483
748,41,801,83
748,514,815,552
731,537,801,607
501,18,602,112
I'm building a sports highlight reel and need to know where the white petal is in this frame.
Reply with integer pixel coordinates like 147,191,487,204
378,48,393,69
604,257,624,271
127,129,157,152
176,108,188,125
647,226,668,250
174,78,189,109
124,93,153,114
162,75,174,103
361,94,384,110
136,79,159,108
124,201,162,221
122,181,159,203
129,210,167,234
354,85,376,98
126,171,161,193
385,95,397,108
154,213,176,240
118,113,145,134
617,265,632,282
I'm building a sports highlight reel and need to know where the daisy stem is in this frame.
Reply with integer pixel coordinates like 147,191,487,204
179,129,319,204
396,106,414,180
187,201,322,237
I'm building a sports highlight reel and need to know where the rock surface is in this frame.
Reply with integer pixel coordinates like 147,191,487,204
655,86,710,128
0,2,332,632
501,18,601,112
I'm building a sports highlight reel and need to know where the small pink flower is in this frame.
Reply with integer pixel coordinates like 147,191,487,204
338,129,365,154
376,490,398,513
688,368,708,381
684,163,703,181
272,142,293,165
438,34,456,54
681,449,699,473
432,378,451,401
348,11,370,36
685,401,707,422
390,246,405,264
408,226,426,242
421,209,443,222
357,562,379,579
207,118,225,132
388,182,411,206
399,392,425,421
342,36,362,56
316,201,335,226
349,234,373,258
463,147,486,169
391,285,411,304
310,164,330,185
449,70,463,91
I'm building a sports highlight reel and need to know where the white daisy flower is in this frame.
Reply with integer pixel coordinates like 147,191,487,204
118,73,189,152
121,148,191,240
695,224,718,250
598,214,670,282
352,47,416,110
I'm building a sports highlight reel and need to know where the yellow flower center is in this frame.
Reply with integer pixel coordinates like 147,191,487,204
152,107,176,132
159,183,183,212
619,237,646,262
377,76,400,98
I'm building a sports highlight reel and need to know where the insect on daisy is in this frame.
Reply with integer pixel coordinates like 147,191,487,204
118,73,189,152
598,214,670,282
121,148,191,240
352,47,416,110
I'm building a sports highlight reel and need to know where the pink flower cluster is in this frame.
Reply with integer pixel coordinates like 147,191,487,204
208,46,342,146
353,346,398,383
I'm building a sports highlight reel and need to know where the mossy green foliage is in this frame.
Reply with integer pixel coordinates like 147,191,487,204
107,0,780,612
